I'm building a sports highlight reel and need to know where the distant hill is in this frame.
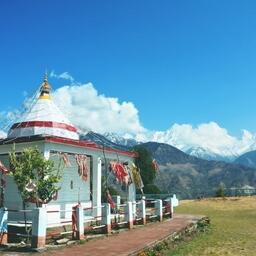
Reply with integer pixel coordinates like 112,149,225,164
141,142,256,199
234,150,256,168
80,133,256,199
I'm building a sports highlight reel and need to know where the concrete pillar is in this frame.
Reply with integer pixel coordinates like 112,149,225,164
0,208,8,244
102,203,111,234
74,205,84,240
138,200,146,225
92,157,102,218
170,202,174,218
112,195,121,211
155,199,163,222
31,207,47,249
128,183,136,202
43,148,50,160
132,201,136,218
125,202,133,229
168,199,174,218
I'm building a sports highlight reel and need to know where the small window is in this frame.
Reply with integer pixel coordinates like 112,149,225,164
70,180,73,189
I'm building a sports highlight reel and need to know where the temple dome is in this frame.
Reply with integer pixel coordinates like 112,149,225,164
8,74,79,140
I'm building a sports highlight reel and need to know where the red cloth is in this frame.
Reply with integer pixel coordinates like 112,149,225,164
0,161,9,174
75,155,88,181
106,190,116,209
109,161,128,184
152,159,159,172
72,204,80,236
62,153,71,167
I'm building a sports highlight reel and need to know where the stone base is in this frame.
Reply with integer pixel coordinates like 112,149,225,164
72,230,85,240
128,221,133,229
78,232,85,240
31,235,46,248
105,224,111,234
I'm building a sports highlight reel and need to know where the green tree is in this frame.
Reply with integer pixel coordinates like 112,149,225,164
9,147,62,207
143,184,161,194
216,182,226,198
133,145,159,194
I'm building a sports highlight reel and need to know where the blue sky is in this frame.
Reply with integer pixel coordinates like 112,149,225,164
1,0,256,136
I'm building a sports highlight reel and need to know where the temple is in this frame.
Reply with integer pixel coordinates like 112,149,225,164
0,75,137,224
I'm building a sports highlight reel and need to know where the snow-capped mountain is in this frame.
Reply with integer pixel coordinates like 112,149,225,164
102,132,241,161
184,146,237,162
103,132,139,148
83,129,256,162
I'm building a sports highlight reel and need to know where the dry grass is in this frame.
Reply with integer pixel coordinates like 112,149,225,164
165,196,256,256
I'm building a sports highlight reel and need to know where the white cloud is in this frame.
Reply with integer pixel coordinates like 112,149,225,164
52,83,146,134
146,122,256,157
3,71,256,158
0,130,7,138
50,71,75,83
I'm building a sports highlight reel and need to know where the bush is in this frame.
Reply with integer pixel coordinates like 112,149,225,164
216,182,226,197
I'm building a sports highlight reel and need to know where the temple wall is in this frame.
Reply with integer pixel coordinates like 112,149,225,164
0,139,136,224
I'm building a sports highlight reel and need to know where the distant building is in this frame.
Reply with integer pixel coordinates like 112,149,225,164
227,185,256,196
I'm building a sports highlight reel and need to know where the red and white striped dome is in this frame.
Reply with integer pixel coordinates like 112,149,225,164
8,75,79,140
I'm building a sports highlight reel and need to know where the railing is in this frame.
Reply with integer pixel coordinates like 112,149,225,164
46,209,75,237
83,205,106,232
136,194,173,200
2,208,33,240
0,195,178,249
111,202,130,228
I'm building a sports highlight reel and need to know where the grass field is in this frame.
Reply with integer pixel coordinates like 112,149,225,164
165,196,256,256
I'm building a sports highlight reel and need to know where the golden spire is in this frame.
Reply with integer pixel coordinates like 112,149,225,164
39,72,51,100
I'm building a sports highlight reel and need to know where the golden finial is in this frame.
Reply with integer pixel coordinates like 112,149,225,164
39,72,51,100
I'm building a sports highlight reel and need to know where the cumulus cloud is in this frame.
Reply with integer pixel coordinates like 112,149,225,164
52,83,146,134
3,71,256,158
50,71,75,83
146,122,256,157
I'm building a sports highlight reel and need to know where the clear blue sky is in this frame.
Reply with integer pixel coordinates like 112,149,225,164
1,0,256,135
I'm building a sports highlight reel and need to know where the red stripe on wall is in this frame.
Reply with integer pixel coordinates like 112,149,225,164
11,121,77,133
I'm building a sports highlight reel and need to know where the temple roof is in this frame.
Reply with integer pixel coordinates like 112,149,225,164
8,74,79,140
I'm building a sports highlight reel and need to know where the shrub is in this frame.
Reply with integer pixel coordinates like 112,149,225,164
216,182,226,198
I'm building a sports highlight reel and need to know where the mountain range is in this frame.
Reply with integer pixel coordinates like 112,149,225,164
183,146,237,162
102,132,240,162
81,132,256,199
234,150,256,168
141,142,256,199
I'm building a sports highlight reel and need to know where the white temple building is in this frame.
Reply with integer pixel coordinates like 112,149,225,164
0,75,137,224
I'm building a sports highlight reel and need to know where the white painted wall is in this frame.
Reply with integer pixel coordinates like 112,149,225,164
0,139,136,225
